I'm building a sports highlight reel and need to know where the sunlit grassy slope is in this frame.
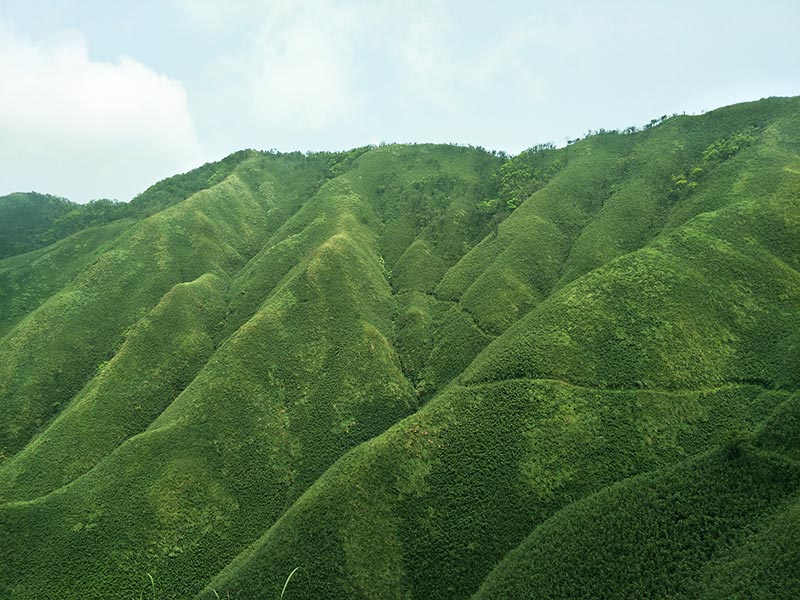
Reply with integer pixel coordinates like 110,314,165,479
1,97,799,599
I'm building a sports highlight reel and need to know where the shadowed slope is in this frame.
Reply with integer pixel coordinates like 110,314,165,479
0,193,78,259
472,394,800,600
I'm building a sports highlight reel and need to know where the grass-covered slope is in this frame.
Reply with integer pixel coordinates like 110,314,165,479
0,272,227,501
0,180,415,597
196,98,800,600
197,382,787,600
0,218,134,339
463,192,800,391
0,151,339,461
1,96,799,599
0,172,266,459
472,394,800,600
197,162,799,598
0,144,497,599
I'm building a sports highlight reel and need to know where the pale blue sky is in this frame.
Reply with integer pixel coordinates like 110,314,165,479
1,0,798,202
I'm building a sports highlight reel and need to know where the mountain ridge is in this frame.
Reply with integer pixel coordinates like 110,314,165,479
1,95,799,599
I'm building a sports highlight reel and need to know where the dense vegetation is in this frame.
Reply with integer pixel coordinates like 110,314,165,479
0,96,799,599
0,192,78,258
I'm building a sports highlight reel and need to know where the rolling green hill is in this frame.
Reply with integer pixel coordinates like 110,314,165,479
1,96,799,599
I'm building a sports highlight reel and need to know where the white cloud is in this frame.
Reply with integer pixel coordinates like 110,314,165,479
0,19,203,203
399,12,458,108
176,0,368,131
245,9,359,129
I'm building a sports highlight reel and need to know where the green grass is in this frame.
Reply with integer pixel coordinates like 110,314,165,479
0,218,135,339
0,272,227,502
472,394,800,600
1,96,799,599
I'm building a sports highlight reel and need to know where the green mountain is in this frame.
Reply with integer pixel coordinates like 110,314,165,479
1,96,798,599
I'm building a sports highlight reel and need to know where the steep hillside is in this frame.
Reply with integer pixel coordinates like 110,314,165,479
472,394,800,599
1,96,799,599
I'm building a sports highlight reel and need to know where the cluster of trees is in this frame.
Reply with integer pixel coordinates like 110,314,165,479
0,192,74,258
670,126,759,200
0,193,136,259
42,199,132,241
476,143,563,232
566,113,683,144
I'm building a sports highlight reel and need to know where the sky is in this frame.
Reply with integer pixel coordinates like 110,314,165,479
1,0,798,203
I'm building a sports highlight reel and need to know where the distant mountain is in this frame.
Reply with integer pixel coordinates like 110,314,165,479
0,192,76,258
1,96,798,599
